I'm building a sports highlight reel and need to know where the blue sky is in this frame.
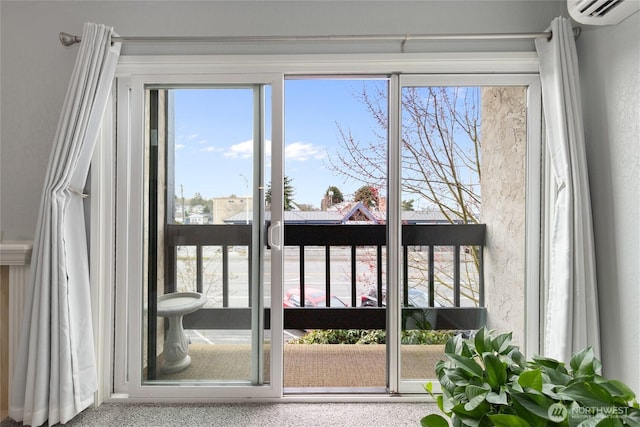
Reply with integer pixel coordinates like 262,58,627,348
173,79,388,208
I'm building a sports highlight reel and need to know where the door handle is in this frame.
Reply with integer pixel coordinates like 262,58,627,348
268,220,282,250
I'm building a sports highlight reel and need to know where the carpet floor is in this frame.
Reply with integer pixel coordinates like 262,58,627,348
2,345,447,426
2,402,442,426
151,344,445,388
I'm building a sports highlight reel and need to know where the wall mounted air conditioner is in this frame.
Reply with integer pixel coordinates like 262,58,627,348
568,0,640,25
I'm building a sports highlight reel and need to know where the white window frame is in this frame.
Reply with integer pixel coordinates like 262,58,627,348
114,73,284,400
92,52,542,402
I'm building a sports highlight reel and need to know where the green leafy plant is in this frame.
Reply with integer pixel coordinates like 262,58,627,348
402,329,453,345
422,327,640,427
287,329,386,344
287,329,454,345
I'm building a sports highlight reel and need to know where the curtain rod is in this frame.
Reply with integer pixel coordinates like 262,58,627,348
59,29,579,48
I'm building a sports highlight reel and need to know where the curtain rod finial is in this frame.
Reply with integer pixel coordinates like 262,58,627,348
59,32,80,47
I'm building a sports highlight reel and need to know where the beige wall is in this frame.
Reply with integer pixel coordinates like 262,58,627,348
577,14,640,391
481,87,527,346
0,0,566,240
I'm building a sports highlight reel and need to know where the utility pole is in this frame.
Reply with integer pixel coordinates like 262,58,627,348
180,184,186,224
240,174,249,225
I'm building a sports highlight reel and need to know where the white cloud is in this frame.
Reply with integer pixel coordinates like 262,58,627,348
285,142,326,162
175,144,185,151
224,140,323,162
224,140,254,158
201,146,220,152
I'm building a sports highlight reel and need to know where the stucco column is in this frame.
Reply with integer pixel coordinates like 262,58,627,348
480,87,527,345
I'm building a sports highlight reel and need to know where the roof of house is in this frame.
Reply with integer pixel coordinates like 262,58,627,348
223,202,454,224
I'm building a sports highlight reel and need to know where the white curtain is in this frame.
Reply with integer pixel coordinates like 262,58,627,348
10,23,121,426
535,17,600,363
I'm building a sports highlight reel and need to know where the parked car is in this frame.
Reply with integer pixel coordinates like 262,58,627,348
360,286,441,308
283,287,347,308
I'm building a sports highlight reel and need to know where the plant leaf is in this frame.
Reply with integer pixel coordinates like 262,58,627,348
518,369,543,392
510,399,548,427
487,414,532,427
510,391,558,422
486,389,508,405
447,371,471,387
596,378,637,402
509,349,527,369
531,354,565,371
445,334,465,355
599,420,625,427
571,414,611,427
451,401,491,427
558,382,614,407
541,383,563,400
446,353,483,378
541,366,572,386
420,414,451,427
492,331,513,354
439,394,455,415
438,370,459,395
621,407,640,427
474,327,486,354
570,347,599,377
593,416,625,427
464,385,490,411
484,353,507,388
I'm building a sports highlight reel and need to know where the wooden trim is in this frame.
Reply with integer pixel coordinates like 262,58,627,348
0,241,33,266
0,241,32,418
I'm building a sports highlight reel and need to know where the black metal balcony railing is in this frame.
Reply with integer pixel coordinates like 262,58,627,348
160,223,487,332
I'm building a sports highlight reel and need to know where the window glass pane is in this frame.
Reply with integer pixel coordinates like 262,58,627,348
282,78,389,389
143,87,271,384
173,89,254,224
399,85,527,383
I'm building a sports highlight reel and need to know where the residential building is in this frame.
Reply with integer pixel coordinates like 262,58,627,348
212,196,253,224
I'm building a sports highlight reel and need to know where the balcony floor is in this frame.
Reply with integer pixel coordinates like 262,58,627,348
150,344,445,388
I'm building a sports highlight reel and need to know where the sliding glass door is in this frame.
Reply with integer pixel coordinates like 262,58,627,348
113,65,540,399
120,74,284,398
